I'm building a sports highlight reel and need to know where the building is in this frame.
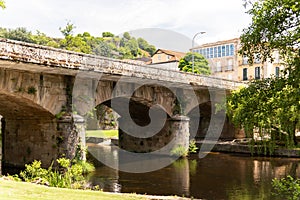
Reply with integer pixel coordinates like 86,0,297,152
238,50,284,81
150,49,186,71
191,38,284,81
191,38,240,80
151,49,186,63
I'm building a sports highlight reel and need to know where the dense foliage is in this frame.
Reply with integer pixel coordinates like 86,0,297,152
272,176,300,200
178,52,210,75
0,23,156,60
20,158,95,189
226,0,300,149
0,0,5,9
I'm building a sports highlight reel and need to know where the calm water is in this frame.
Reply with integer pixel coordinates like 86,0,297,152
87,144,300,200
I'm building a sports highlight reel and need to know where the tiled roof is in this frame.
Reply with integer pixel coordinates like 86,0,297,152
153,49,186,61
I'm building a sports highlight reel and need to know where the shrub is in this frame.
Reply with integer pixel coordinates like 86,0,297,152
20,157,95,189
272,175,300,200
171,140,199,158
171,145,188,157
20,160,48,184
189,140,198,154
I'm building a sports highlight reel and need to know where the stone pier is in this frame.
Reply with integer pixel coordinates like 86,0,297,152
118,115,190,154
1,114,85,169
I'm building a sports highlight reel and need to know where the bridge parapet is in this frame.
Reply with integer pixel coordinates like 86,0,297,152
0,38,245,90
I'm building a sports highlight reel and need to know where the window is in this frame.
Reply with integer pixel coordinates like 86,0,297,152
242,55,248,65
222,45,226,57
243,68,248,81
254,53,261,63
201,49,205,55
255,67,261,79
227,59,233,71
209,47,213,58
225,45,230,56
158,55,161,61
274,51,280,63
203,49,206,58
206,48,210,58
230,44,234,56
214,47,217,58
216,61,222,72
218,46,221,57
275,66,280,77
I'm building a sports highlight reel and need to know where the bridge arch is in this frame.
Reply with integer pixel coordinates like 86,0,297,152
0,91,59,169
187,101,239,140
87,96,180,153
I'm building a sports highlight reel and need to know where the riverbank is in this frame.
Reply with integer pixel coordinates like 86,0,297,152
86,136,300,158
0,177,194,200
197,140,300,157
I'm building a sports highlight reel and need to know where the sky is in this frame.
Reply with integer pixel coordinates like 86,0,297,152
0,0,252,52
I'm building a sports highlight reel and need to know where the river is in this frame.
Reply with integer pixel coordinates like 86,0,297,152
87,144,300,200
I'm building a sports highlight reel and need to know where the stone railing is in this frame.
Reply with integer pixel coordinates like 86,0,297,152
0,38,245,90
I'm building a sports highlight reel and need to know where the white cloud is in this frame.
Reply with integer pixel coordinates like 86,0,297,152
0,0,251,47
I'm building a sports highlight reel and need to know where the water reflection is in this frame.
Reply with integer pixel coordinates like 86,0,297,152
88,144,300,199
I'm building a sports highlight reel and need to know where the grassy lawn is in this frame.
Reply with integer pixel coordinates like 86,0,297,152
86,130,118,138
0,179,146,200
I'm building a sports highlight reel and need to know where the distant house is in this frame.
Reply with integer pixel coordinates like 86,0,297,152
151,49,186,63
150,49,186,71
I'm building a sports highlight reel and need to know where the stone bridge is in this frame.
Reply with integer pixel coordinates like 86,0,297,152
0,39,245,168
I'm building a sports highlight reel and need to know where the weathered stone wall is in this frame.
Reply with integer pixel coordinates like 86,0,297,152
2,118,58,167
0,67,70,116
118,116,190,154
2,114,85,168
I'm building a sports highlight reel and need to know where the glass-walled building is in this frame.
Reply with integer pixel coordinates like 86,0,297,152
192,38,284,81
191,38,240,80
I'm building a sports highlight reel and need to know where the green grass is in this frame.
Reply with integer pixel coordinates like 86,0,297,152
86,130,118,138
0,179,146,200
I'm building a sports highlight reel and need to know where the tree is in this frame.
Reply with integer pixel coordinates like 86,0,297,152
92,40,113,57
31,31,59,47
137,37,156,56
226,0,300,148
59,23,92,54
178,52,210,75
59,22,75,37
2,27,34,43
123,32,131,40
102,32,114,37
125,38,139,57
0,22,156,60
0,0,5,9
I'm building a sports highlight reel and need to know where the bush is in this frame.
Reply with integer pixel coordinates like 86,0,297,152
20,158,95,189
20,160,48,184
189,140,198,154
272,175,300,200
171,145,188,157
171,140,199,158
